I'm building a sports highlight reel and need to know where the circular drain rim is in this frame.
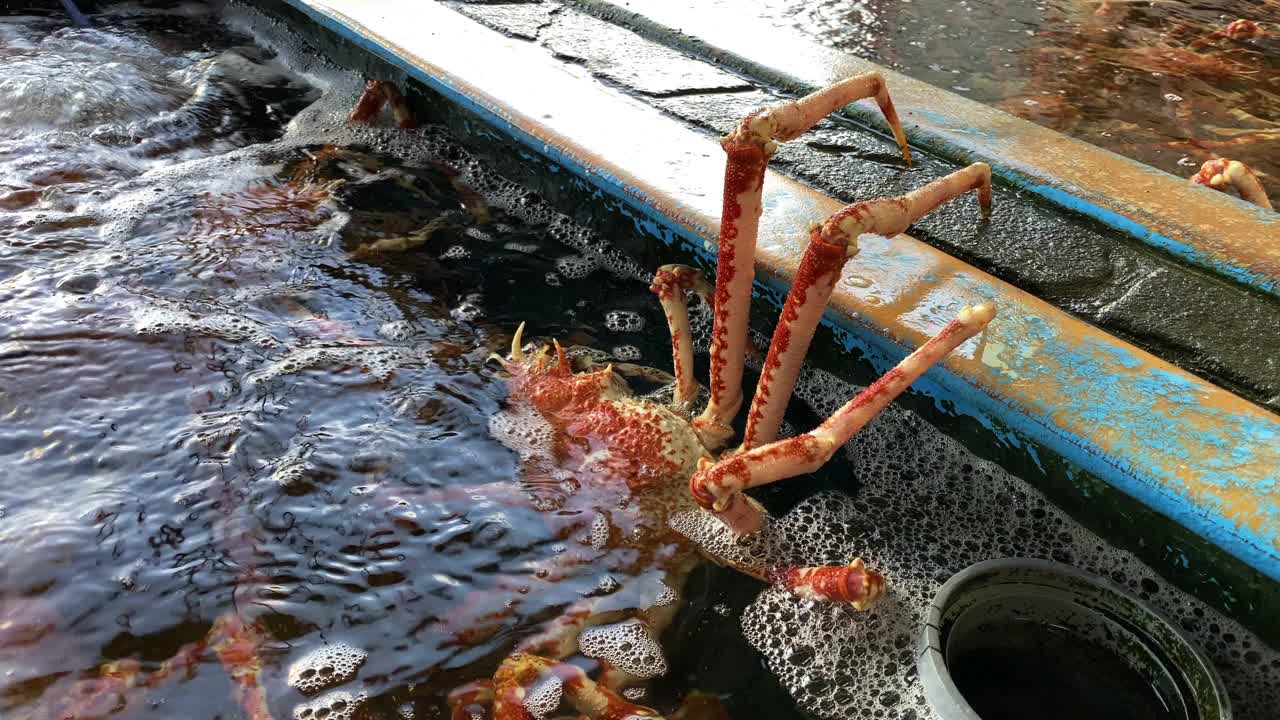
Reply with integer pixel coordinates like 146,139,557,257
917,558,1232,720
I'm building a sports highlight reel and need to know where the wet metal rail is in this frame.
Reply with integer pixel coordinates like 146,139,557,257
277,0,1279,629
568,0,1280,298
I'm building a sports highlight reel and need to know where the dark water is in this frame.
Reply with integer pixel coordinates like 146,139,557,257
948,621,1181,720
0,5,744,719
741,0,1280,203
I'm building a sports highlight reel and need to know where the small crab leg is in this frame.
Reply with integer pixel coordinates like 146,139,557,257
208,613,273,720
349,80,389,124
696,73,913,450
650,265,711,408
1190,19,1264,49
780,559,885,611
349,80,416,129
493,653,663,720
1189,158,1273,210
741,163,991,451
692,303,996,534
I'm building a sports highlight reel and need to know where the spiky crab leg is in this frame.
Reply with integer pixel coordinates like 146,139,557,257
651,264,711,409
692,303,997,534
1189,158,1273,210
349,80,416,129
741,163,992,451
695,73,913,450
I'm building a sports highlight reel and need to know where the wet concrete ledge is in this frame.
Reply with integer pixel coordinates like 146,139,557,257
567,0,1280,298
276,1,1279,606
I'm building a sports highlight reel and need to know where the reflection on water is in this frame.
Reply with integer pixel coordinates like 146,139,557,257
744,0,1280,203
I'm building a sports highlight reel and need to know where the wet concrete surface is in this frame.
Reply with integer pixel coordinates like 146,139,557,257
445,0,1280,411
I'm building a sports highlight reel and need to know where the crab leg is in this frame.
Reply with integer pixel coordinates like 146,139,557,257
349,80,416,129
651,265,711,408
695,73,913,450
1189,158,1273,210
1190,19,1264,49
493,653,663,720
692,303,996,534
740,163,992,451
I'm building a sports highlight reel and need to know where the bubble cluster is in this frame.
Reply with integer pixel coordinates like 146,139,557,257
611,345,641,362
675,365,1280,719
555,254,598,280
578,619,668,679
377,320,414,342
440,244,471,259
522,674,564,720
248,346,422,385
287,643,367,695
292,690,366,720
590,512,611,550
133,304,278,347
653,581,677,607
604,310,645,333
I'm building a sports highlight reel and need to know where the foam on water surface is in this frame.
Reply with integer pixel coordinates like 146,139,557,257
673,365,1280,719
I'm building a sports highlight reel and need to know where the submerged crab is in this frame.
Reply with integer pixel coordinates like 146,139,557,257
450,74,997,719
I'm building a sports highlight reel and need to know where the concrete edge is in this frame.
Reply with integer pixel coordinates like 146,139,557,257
566,0,1280,298
284,0,1280,581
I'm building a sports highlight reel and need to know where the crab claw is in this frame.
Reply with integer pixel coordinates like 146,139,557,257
781,558,886,610
1189,159,1273,210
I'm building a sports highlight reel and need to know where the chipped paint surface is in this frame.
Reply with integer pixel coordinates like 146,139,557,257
285,0,1280,579
572,0,1280,297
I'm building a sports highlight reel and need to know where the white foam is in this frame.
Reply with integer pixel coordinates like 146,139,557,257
674,364,1280,719
287,643,368,695
292,690,366,720
577,619,668,679
522,674,564,720
604,310,645,333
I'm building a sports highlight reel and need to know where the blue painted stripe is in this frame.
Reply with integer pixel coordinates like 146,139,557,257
885,113,1280,298
1017,181,1278,296
282,0,1279,581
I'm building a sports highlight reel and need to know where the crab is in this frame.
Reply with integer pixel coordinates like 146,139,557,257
41,75,997,720
447,73,997,719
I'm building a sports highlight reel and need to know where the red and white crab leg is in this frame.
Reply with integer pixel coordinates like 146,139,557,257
349,80,416,130
692,303,997,534
1189,158,1273,210
740,163,992,451
650,265,711,408
695,73,913,450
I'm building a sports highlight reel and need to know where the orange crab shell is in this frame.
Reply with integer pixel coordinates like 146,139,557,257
499,337,709,493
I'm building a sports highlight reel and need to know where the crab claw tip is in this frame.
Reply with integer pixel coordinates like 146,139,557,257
959,303,996,327
511,322,527,360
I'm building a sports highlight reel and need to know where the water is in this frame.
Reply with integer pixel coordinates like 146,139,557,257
1,4,1277,720
947,621,1180,720
739,0,1280,202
